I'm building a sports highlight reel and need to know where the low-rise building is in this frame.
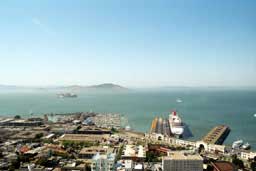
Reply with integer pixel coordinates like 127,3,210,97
162,151,203,171
211,161,237,171
121,145,146,162
59,134,109,143
78,126,111,135
2,119,43,127
79,147,108,159
61,162,87,171
240,151,256,160
50,125,77,135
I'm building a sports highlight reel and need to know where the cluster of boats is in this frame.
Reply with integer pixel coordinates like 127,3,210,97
232,140,251,150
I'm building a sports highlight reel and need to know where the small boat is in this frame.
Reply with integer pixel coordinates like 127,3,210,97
57,93,77,98
176,98,183,103
125,125,131,131
232,139,243,149
254,113,256,117
241,142,251,150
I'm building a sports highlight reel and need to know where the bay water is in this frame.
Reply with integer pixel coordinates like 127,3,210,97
0,88,255,149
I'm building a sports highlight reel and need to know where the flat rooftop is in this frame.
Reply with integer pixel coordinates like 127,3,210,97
79,146,109,155
123,145,145,158
79,126,110,132
212,161,236,171
164,151,203,161
59,134,109,142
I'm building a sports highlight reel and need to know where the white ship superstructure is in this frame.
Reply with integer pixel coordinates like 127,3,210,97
169,111,184,136
232,140,243,149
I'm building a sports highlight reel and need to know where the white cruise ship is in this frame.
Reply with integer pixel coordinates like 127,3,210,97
169,111,184,136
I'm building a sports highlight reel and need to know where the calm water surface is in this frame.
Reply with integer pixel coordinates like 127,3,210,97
0,88,255,149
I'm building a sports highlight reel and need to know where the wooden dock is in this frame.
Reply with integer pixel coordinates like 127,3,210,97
202,125,230,145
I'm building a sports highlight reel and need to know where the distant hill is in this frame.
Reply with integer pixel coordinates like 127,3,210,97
0,85,27,90
61,83,128,91
0,83,128,92
87,83,126,89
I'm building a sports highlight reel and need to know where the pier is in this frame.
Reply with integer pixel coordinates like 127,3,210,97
202,125,230,145
150,117,171,137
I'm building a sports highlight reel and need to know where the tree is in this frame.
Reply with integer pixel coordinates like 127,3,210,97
206,165,214,171
111,127,118,133
232,155,244,169
146,151,160,162
10,159,20,170
34,133,44,139
0,149,3,158
14,115,21,119
36,156,48,166
18,154,30,163
251,156,256,171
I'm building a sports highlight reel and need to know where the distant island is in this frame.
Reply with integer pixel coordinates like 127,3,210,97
0,83,128,92
62,83,127,90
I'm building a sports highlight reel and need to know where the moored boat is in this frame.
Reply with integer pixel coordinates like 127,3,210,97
169,111,184,136
241,142,251,150
232,139,243,149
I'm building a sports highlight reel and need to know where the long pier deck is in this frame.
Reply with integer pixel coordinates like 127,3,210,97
150,117,171,136
202,125,230,145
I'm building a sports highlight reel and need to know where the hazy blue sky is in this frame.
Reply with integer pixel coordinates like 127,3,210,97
0,0,255,87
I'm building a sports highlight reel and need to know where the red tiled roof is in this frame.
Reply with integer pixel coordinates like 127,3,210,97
212,161,236,171
20,146,30,153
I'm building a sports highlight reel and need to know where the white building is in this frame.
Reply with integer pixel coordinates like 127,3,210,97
91,152,115,171
121,145,146,161
162,151,203,171
240,151,256,160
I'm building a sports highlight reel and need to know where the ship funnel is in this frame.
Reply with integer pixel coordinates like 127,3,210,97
173,111,177,116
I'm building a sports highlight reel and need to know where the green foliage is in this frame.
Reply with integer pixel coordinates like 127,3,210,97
36,156,48,166
146,151,160,162
206,165,214,171
53,151,71,159
232,155,244,169
111,127,119,133
10,159,20,170
62,140,96,150
34,133,44,139
14,115,21,119
43,139,53,144
0,149,3,158
18,154,30,163
8,165,15,171
251,161,256,171
115,144,124,162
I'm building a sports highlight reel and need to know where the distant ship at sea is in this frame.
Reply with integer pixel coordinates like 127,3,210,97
57,93,77,98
